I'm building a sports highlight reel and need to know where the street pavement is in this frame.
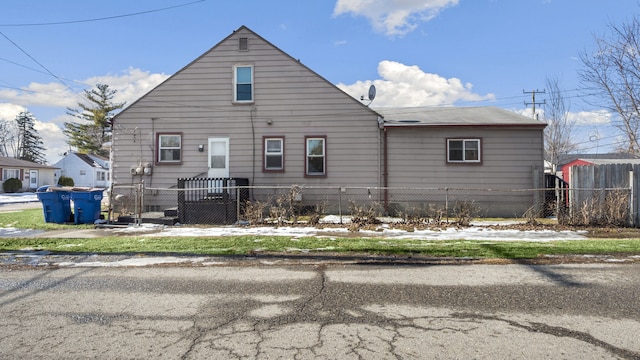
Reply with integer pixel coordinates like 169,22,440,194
1,264,639,359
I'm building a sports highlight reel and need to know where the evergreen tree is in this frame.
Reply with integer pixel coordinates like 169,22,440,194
15,111,47,164
64,83,125,157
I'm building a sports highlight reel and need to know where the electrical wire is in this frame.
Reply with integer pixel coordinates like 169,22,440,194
0,0,206,27
0,30,84,102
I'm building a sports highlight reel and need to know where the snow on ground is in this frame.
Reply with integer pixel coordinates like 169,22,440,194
0,192,38,204
110,222,588,242
0,192,588,241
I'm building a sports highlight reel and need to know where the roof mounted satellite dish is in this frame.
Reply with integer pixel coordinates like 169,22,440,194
363,84,376,107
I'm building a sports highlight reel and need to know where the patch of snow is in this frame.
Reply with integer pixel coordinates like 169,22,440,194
0,193,38,204
120,224,589,242
56,256,208,267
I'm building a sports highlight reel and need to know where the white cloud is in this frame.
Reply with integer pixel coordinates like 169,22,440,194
0,68,168,164
0,68,168,113
333,0,459,36
35,120,68,163
337,60,494,107
567,109,612,126
81,68,169,107
0,82,78,109
0,103,26,121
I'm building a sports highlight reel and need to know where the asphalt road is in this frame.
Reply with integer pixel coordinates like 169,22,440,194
1,263,639,359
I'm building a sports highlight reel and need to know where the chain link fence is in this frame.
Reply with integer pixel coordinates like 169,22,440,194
107,179,633,226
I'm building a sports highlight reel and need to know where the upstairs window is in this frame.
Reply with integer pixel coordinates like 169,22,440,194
157,133,182,163
447,138,481,163
305,136,326,176
234,65,253,102
264,137,284,172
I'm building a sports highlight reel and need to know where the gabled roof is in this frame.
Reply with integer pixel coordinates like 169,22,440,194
557,153,640,167
376,106,546,128
581,159,640,165
0,156,58,169
70,152,109,169
113,25,379,122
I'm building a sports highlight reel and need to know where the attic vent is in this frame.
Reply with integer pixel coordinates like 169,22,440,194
239,37,248,51
398,120,420,123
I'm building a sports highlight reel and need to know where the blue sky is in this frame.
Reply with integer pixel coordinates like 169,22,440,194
0,0,635,164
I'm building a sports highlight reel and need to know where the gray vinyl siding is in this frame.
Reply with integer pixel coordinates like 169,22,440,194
385,127,544,189
112,27,381,191
384,126,544,216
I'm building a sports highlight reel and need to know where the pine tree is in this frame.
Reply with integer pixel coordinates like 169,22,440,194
15,111,47,164
64,83,126,157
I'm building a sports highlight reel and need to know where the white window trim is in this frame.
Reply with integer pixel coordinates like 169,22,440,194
305,137,326,176
264,137,284,171
2,169,20,181
158,133,182,163
233,64,254,103
447,138,481,163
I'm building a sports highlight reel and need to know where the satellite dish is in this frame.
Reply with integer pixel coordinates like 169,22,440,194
368,84,376,101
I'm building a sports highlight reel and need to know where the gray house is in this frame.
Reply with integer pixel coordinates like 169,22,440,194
111,25,545,218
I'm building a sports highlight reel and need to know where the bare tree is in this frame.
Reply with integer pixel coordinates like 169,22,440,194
543,76,577,170
0,118,18,157
579,15,640,155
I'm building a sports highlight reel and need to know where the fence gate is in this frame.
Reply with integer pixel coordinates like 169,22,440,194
177,177,249,224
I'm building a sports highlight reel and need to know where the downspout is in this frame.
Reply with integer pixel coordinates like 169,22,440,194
383,127,389,214
107,118,115,224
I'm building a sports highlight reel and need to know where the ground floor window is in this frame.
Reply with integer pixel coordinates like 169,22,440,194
2,169,20,180
264,137,284,172
305,136,326,176
157,133,182,163
447,138,481,163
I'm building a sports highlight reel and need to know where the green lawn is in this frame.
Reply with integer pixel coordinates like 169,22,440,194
2,208,640,259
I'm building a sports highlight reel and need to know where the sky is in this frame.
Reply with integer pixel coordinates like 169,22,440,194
0,0,636,165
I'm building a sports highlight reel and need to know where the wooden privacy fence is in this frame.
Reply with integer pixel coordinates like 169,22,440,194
569,164,640,226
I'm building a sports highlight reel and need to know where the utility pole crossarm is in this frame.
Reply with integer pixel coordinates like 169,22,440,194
524,89,546,118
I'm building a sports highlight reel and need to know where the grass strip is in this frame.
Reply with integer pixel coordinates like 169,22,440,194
1,236,640,259
0,208,93,230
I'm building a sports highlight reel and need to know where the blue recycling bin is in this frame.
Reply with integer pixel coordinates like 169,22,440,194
37,188,72,224
70,189,104,224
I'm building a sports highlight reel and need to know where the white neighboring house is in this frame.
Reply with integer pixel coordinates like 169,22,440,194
53,152,110,188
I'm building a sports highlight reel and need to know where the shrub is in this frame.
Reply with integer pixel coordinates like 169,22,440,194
452,199,479,226
244,200,267,225
2,178,23,193
348,201,382,231
58,176,74,187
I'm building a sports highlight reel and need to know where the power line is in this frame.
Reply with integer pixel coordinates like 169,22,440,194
0,0,206,27
0,30,81,100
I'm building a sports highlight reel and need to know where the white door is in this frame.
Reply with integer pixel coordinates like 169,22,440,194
29,170,38,189
207,137,229,193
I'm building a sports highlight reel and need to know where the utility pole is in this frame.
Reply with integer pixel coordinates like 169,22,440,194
523,89,546,119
